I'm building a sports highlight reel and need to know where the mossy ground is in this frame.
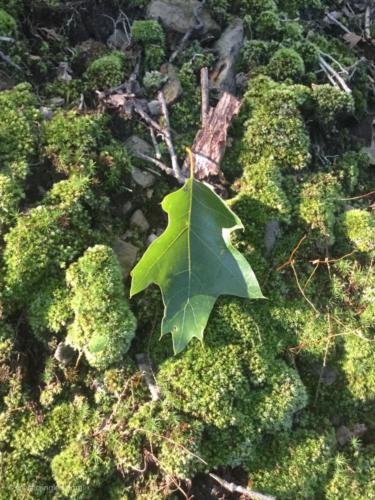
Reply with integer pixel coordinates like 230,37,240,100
0,0,375,498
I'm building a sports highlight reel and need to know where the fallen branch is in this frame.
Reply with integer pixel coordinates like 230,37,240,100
209,473,276,500
182,68,241,179
319,54,351,93
158,91,184,182
0,50,21,71
364,6,371,40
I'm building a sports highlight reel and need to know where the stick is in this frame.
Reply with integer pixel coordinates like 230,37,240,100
136,353,160,401
158,91,184,183
149,127,161,160
0,50,21,71
365,6,371,40
132,151,176,178
325,12,351,34
319,55,352,93
201,67,209,127
209,474,276,500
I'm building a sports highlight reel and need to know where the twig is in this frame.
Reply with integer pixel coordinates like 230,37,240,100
133,102,163,134
291,262,320,315
0,50,21,71
158,91,185,183
132,151,176,178
277,235,307,271
365,6,371,40
319,55,351,93
201,67,209,127
149,127,161,160
339,190,375,201
136,353,160,401
314,312,333,405
0,36,14,42
325,12,351,34
209,474,276,500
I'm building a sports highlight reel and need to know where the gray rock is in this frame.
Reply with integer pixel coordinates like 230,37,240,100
210,18,244,94
130,209,150,232
40,106,53,121
148,100,162,116
125,135,154,157
147,233,158,245
131,167,156,188
54,342,75,365
147,0,219,34
49,97,65,107
113,238,139,278
336,425,352,446
107,28,131,49
122,201,133,215
160,64,182,105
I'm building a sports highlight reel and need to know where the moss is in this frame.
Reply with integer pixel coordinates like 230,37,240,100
44,110,109,175
312,84,355,125
326,445,375,499
51,439,113,499
0,450,54,499
0,8,17,36
341,209,375,253
242,76,311,171
66,245,136,370
240,0,278,18
298,172,342,246
131,20,165,45
155,300,307,470
27,277,72,340
341,334,375,401
84,51,127,91
142,70,168,92
0,83,39,166
266,47,305,82
3,176,97,304
246,429,335,499
241,40,279,71
255,10,281,38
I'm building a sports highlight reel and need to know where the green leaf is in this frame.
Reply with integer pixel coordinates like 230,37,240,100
130,178,264,354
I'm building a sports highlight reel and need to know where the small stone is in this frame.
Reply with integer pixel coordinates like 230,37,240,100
131,167,156,188
352,423,367,437
336,425,352,446
125,135,154,157
148,100,162,116
107,28,131,49
122,201,132,215
146,189,154,199
130,209,150,232
113,238,139,278
49,97,65,107
54,342,75,365
264,220,280,256
147,233,158,245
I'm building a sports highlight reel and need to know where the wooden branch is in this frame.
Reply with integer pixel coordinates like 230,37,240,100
0,50,21,71
136,353,160,401
365,6,371,40
201,67,210,127
319,55,351,93
209,474,276,500
183,91,241,179
158,91,184,183
131,151,176,178
149,127,161,160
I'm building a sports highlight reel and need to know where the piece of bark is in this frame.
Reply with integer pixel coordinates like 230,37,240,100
182,91,241,180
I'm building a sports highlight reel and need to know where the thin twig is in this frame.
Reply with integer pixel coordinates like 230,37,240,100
209,474,276,500
365,6,371,40
149,127,161,159
201,67,209,127
132,151,176,178
0,50,21,71
291,262,320,315
158,91,184,183
319,55,352,93
314,312,333,405
339,190,375,201
326,12,351,34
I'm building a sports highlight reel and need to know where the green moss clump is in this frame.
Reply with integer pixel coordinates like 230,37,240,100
341,334,375,401
247,430,335,499
241,40,278,71
84,51,127,91
298,173,341,246
267,48,305,82
4,176,97,304
312,85,354,125
341,209,375,253
131,20,165,45
27,277,72,340
142,70,168,92
51,439,113,499
66,245,136,370
44,110,109,175
242,76,311,171
326,445,375,499
255,10,281,38
0,8,17,36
